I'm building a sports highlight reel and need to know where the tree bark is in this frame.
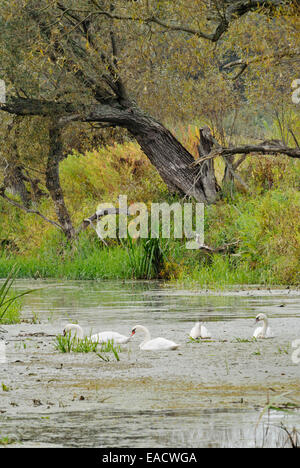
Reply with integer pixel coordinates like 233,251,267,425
3,163,31,208
196,126,220,203
222,156,235,186
1,118,31,207
132,119,207,201
45,122,75,239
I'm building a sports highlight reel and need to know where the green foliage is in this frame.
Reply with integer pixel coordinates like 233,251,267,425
54,332,121,361
174,178,300,287
0,264,39,323
1,382,10,392
0,436,16,446
0,124,299,286
123,235,169,279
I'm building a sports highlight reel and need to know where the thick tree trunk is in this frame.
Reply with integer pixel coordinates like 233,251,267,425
2,118,31,207
132,122,206,201
88,107,222,203
196,126,220,203
4,163,31,207
124,114,219,203
45,123,75,239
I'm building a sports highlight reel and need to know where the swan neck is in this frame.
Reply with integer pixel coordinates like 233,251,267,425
138,326,151,343
261,317,268,336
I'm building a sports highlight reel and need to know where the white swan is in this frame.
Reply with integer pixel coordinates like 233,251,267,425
63,323,131,344
130,325,180,351
253,313,273,339
189,321,211,339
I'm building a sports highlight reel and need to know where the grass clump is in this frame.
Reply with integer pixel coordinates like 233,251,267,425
1,382,10,392
0,265,39,324
175,188,300,287
54,333,121,361
234,338,257,343
123,235,169,279
0,436,16,446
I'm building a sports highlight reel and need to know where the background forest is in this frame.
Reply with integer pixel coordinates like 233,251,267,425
0,0,299,285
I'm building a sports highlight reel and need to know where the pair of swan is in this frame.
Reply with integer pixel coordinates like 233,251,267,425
189,322,211,340
189,313,273,340
63,323,131,345
63,323,179,350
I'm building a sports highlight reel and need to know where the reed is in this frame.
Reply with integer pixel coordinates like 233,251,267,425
54,332,121,361
0,265,39,323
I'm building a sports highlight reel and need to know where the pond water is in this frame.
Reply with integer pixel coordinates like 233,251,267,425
0,280,300,448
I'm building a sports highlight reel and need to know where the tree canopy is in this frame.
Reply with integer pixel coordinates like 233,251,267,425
0,0,299,237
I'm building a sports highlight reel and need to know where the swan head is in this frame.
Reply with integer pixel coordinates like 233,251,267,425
130,325,150,339
131,325,142,336
255,313,268,323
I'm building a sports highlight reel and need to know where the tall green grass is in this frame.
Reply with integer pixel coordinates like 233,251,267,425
54,332,121,361
0,135,299,286
123,236,169,279
0,265,39,323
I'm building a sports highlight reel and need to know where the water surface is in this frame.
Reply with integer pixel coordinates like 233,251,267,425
1,281,299,447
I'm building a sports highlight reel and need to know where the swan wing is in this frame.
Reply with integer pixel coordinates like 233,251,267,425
253,326,274,339
200,325,211,339
265,327,274,338
141,337,179,351
190,324,201,339
253,326,263,338
91,331,130,344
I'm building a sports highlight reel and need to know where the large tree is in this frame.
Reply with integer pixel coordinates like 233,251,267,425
0,0,299,238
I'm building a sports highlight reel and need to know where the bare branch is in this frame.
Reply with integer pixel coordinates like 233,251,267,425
193,142,300,165
76,207,129,235
288,128,300,148
221,155,250,191
195,240,240,254
0,187,64,231
74,0,299,44
223,48,300,79
232,154,247,170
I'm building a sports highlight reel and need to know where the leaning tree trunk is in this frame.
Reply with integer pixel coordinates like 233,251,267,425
114,110,220,203
133,123,204,200
45,122,75,239
2,98,222,205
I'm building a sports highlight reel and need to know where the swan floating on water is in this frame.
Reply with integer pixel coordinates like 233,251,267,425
63,323,131,344
130,325,180,351
253,313,273,339
189,322,211,339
